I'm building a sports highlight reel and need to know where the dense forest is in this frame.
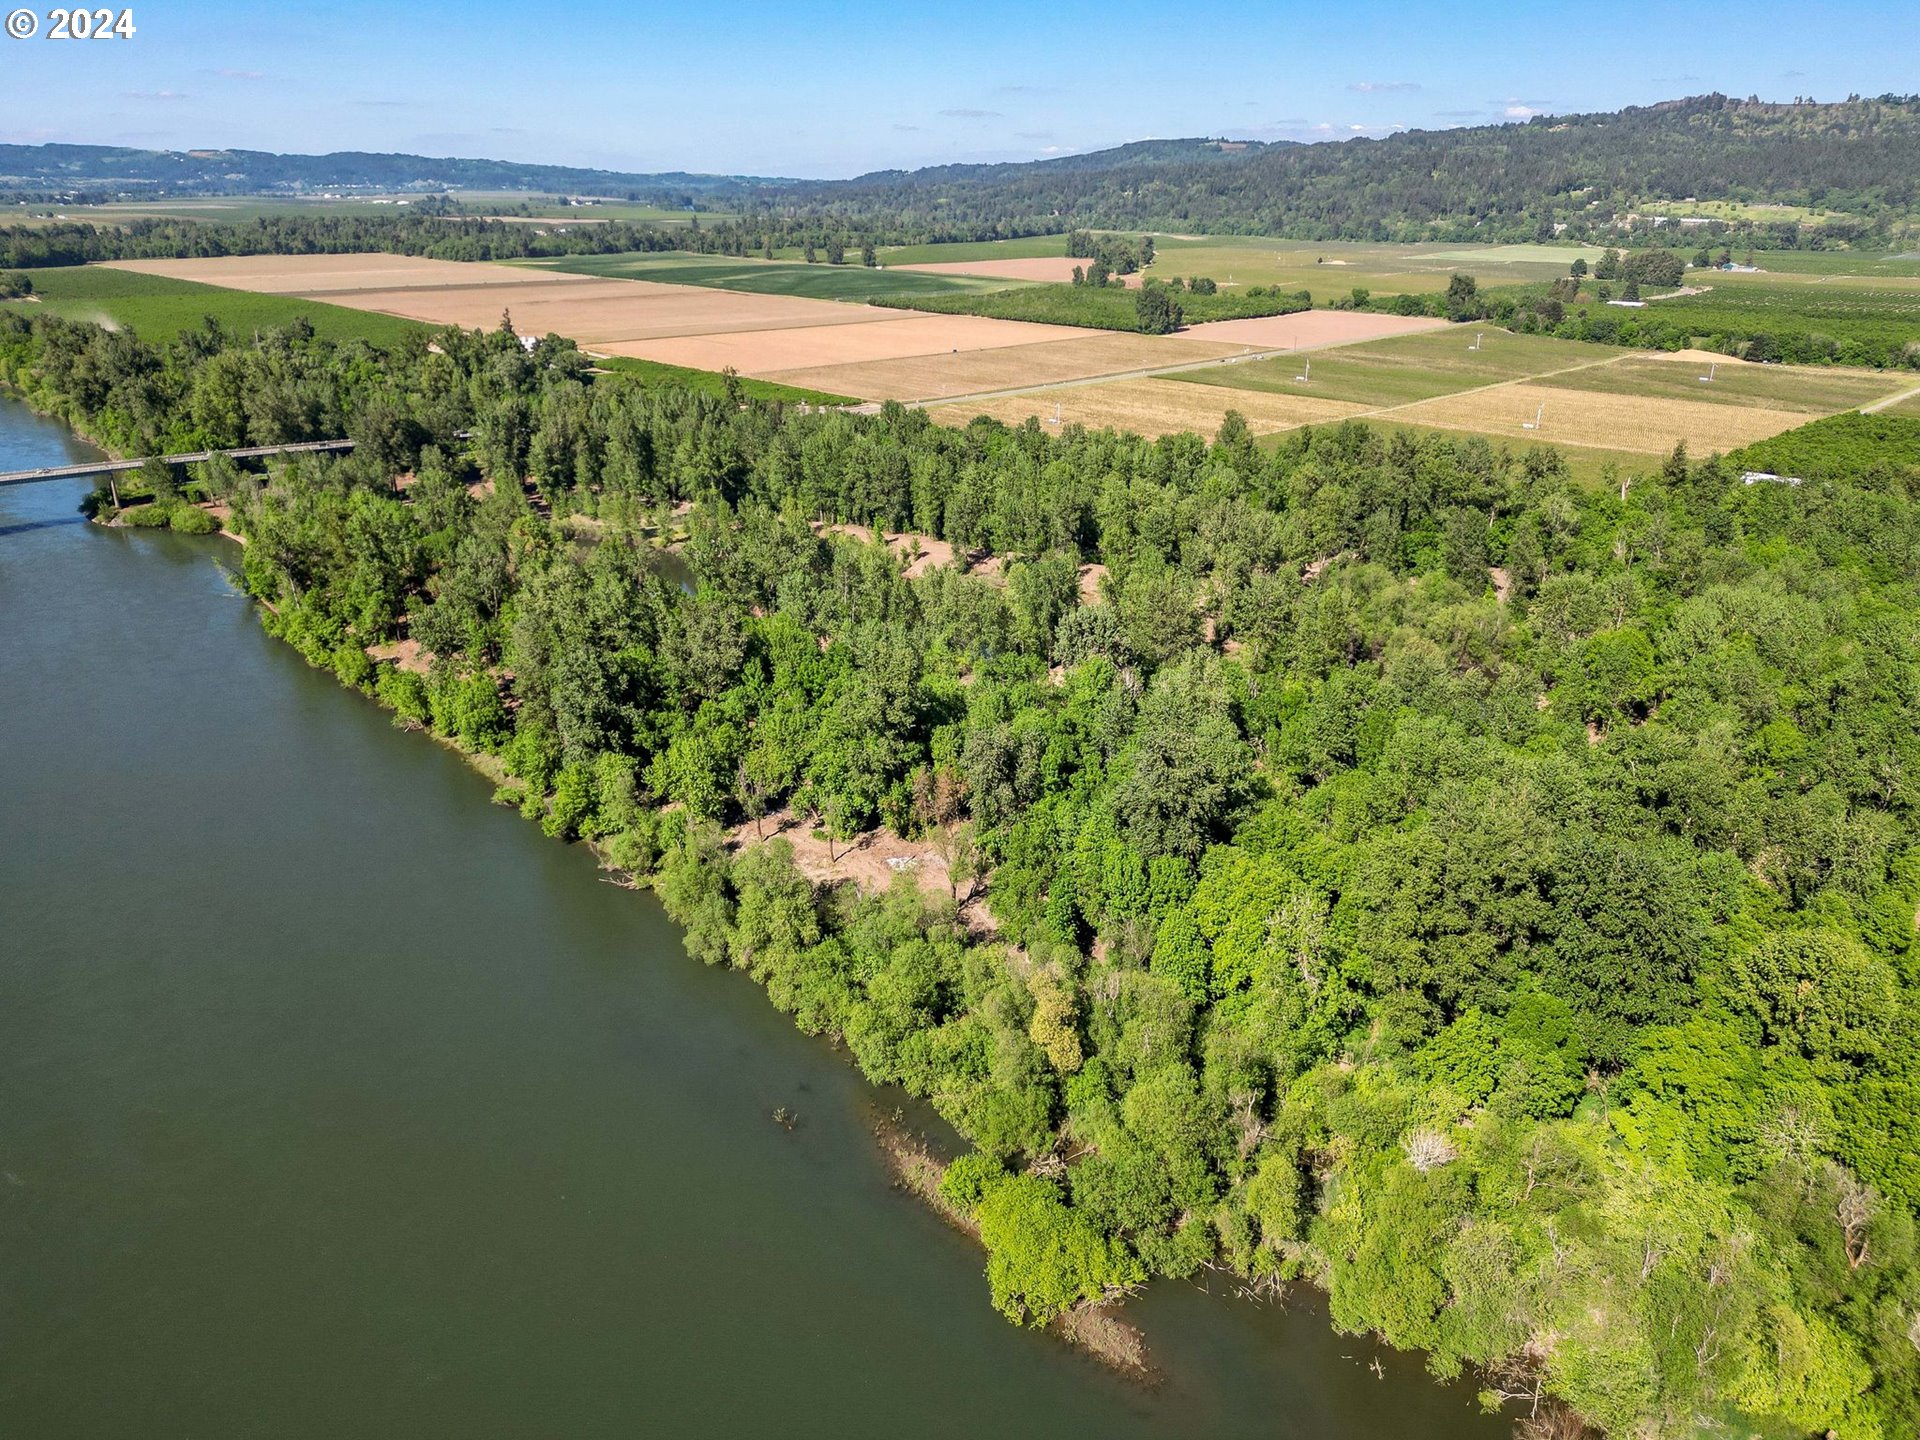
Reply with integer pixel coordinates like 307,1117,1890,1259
4,304,1920,1439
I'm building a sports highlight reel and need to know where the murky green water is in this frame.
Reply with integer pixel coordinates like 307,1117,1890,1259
0,396,1511,1439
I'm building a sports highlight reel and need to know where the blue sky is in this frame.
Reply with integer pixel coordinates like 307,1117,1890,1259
2,0,1915,177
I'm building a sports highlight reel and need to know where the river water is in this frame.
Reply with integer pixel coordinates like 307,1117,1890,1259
0,395,1511,1439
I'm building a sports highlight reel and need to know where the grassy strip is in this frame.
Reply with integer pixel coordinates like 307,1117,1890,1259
529,251,1005,301
868,285,1309,332
0,264,425,346
876,236,1071,267
593,353,858,407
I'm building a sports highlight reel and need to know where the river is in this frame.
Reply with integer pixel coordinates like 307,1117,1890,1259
0,394,1512,1439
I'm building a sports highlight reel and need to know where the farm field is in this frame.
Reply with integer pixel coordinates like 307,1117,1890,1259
1643,246,1920,279
949,325,1888,460
1637,279,1920,366
760,333,1257,403
58,254,1902,452
1175,327,1619,406
749,311,1438,401
1533,353,1907,412
523,251,1011,301
876,235,1071,267
1143,235,1611,296
931,376,1369,437
1368,382,1807,454
101,255,939,344
603,314,1111,375
895,256,1140,286
0,264,425,345
106,253,581,294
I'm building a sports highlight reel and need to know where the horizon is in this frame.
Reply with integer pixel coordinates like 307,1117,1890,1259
3,0,1916,179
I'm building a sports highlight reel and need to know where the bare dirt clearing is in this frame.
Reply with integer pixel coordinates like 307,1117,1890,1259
814,522,957,578
767,333,1256,403
1175,311,1451,349
895,257,1143,287
726,808,953,898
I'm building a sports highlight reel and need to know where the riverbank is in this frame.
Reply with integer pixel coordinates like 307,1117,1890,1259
870,1108,1156,1382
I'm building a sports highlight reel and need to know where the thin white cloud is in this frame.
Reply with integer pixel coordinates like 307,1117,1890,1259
1349,81,1420,94
939,108,1001,119
216,68,264,80
121,90,191,102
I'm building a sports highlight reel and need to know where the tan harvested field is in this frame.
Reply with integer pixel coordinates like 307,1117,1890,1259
104,254,575,294
105,254,937,347
932,376,1370,438
767,333,1257,403
1175,311,1451,349
606,314,1102,375
897,257,1142,287
342,279,899,343
1390,383,1808,454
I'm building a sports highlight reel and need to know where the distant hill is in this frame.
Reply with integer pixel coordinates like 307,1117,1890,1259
788,94,1920,243
7,94,1919,245
0,143,784,201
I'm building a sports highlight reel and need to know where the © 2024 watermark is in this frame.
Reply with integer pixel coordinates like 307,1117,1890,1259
7,7,137,39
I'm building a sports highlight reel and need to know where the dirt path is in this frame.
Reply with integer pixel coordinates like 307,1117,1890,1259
1862,382,1920,414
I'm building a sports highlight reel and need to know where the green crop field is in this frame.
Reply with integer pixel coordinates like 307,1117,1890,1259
592,354,857,407
1640,280,1920,366
524,251,1008,301
1698,250,1920,278
1174,328,1618,407
868,284,1308,332
875,235,1071,267
1533,354,1905,412
1,265,425,346
1141,236,1609,298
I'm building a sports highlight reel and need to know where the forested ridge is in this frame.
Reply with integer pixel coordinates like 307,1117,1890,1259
798,95,1920,246
7,94,1920,260
5,304,1920,1439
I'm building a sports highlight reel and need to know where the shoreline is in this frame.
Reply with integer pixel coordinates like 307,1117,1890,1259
868,1109,1157,1384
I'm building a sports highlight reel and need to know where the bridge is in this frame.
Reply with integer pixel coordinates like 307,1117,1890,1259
0,439,354,489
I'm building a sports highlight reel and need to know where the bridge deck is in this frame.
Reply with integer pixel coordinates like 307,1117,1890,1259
0,439,354,488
